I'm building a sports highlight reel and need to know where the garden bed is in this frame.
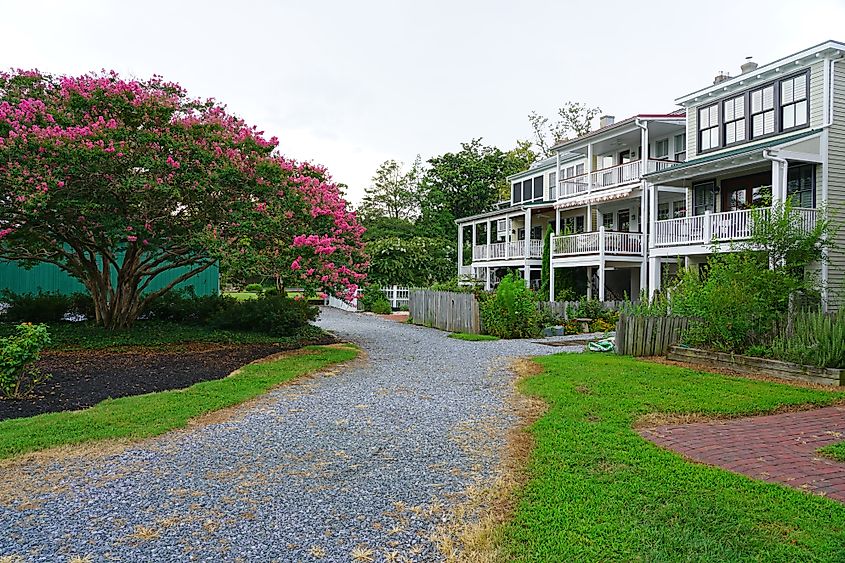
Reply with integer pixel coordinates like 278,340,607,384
667,346,844,387
0,335,335,421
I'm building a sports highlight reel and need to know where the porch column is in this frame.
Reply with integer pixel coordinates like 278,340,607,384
457,224,464,277
505,215,511,259
523,208,532,282
586,267,592,299
586,144,594,193
598,226,606,301
549,263,555,301
648,257,661,299
471,222,477,263
649,181,658,250
586,203,592,231
555,207,561,235
485,267,491,291
486,219,491,256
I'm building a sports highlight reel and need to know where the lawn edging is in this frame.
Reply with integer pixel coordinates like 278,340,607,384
0,344,357,460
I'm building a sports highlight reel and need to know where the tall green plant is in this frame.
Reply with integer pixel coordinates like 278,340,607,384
479,273,540,339
770,308,845,368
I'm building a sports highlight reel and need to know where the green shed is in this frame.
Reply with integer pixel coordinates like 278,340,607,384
0,260,219,296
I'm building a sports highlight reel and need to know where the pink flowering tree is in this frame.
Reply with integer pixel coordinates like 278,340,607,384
221,159,367,300
0,70,365,328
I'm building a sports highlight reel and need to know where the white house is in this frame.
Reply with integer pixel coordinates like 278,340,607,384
456,40,844,309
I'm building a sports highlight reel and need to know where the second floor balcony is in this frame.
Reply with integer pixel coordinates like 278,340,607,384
472,239,543,261
653,206,817,248
559,159,680,198
552,228,643,258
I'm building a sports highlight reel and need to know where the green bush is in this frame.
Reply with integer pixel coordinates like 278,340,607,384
146,289,236,324
211,294,317,336
480,273,540,339
1,290,73,322
0,323,51,398
370,299,393,314
264,287,280,296
358,285,385,312
245,283,264,294
770,308,845,368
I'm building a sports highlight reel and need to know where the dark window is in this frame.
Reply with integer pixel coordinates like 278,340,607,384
654,139,669,159
787,164,815,208
693,181,717,215
750,84,775,138
698,104,719,151
512,182,521,203
723,95,746,145
522,180,532,202
658,202,670,220
673,200,687,218
674,133,687,161
549,172,557,199
533,175,544,200
575,163,585,175
781,74,808,130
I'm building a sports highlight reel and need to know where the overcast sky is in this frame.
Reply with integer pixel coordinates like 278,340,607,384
3,0,844,205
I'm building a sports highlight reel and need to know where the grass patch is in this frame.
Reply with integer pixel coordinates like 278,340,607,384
223,291,260,301
0,344,356,460
0,321,326,351
502,353,845,561
819,441,845,462
448,332,500,341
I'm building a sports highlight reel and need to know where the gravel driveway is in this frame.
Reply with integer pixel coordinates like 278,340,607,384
0,308,578,562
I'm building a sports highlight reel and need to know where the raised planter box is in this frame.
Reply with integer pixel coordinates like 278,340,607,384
667,346,844,387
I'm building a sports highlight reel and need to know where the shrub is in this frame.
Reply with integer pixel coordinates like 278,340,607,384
245,283,264,294
146,289,236,324
480,273,540,339
0,323,51,398
211,294,317,336
264,287,280,296
769,308,845,368
0,290,72,322
69,292,97,319
370,299,393,315
358,285,385,312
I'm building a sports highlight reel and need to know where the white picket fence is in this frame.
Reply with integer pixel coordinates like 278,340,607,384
381,285,410,309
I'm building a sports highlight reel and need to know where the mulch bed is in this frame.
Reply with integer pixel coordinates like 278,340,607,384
0,336,336,421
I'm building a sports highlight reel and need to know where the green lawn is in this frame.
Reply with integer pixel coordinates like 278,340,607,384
0,321,325,351
820,442,845,462
503,353,845,561
448,332,500,341
0,345,356,460
223,291,260,301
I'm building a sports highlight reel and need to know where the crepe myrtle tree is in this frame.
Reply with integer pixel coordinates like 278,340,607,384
221,158,368,299
0,69,365,328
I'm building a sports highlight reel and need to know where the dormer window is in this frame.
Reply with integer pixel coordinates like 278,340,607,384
698,104,719,151
723,95,746,145
780,74,808,130
750,84,775,138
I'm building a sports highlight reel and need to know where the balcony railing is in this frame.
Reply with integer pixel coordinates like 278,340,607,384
471,239,543,261
654,207,817,247
558,159,681,199
552,228,643,257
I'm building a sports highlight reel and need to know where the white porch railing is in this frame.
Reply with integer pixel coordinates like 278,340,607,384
558,159,681,199
653,207,817,247
381,285,409,309
472,239,543,261
552,229,643,257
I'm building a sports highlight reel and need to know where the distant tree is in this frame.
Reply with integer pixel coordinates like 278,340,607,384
529,101,602,158
366,236,454,287
358,157,422,221
361,216,417,242
417,139,535,240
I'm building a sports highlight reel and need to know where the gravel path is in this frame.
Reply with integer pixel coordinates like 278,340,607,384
0,308,580,562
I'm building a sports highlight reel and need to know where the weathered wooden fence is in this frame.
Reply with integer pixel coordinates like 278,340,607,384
615,314,691,356
538,300,624,320
408,289,481,334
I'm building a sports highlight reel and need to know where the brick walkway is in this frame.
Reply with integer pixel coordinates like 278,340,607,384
639,405,845,502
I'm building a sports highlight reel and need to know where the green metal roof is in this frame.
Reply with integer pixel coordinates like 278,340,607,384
644,129,820,178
